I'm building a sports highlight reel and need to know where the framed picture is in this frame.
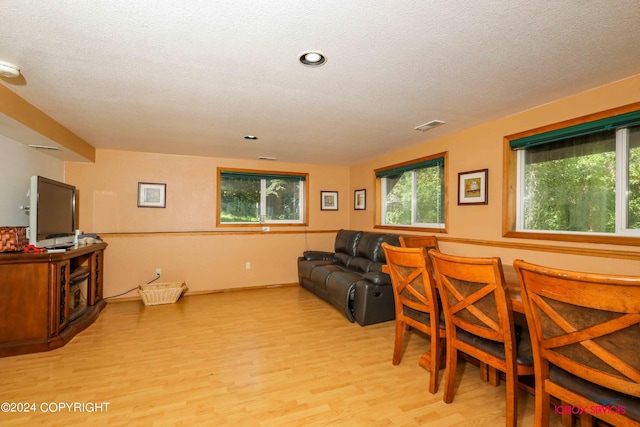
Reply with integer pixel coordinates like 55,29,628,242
458,169,488,205
138,182,166,208
354,189,366,210
320,191,339,211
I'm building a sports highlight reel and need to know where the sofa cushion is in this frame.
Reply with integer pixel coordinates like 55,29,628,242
335,229,363,256
310,264,344,291
367,261,385,273
334,252,353,267
349,256,374,273
356,232,386,261
298,259,334,280
378,234,401,263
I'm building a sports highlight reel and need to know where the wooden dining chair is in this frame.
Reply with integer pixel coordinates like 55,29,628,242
428,249,534,427
381,242,446,394
513,260,640,427
398,236,440,305
399,235,439,251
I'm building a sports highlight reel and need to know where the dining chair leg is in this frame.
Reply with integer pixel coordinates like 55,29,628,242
480,362,489,382
428,338,442,394
505,372,517,427
392,319,404,365
488,366,501,386
534,386,551,427
443,345,457,403
560,401,571,427
578,413,593,427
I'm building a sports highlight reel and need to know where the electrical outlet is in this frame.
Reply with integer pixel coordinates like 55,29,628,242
155,268,161,277
245,262,251,270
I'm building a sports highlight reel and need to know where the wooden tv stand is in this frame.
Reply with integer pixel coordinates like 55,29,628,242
0,243,107,357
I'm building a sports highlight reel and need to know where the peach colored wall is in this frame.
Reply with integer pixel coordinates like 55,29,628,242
350,74,640,275
69,150,350,233
66,150,348,297
65,75,640,299
99,232,335,298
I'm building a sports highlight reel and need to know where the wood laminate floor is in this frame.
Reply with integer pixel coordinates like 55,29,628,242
0,286,564,426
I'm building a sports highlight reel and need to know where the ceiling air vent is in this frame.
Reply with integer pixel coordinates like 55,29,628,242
28,144,60,150
414,120,445,132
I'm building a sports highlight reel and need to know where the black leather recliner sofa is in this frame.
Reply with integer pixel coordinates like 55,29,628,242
297,229,401,326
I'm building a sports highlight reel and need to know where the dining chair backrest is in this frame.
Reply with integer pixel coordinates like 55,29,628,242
429,250,515,347
514,259,640,426
383,243,439,319
399,235,439,279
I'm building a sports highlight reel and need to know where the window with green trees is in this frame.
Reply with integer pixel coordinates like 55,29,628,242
376,154,446,230
511,111,640,237
218,169,307,225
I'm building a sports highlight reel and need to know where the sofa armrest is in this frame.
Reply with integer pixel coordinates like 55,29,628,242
361,271,392,286
302,250,335,261
353,280,395,325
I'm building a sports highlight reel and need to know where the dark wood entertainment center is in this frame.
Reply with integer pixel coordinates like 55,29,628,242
0,243,107,357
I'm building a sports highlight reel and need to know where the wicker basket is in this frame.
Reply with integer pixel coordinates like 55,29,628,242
0,226,28,253
139,282,187,306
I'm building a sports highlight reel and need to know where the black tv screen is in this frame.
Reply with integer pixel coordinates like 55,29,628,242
35,177,76,241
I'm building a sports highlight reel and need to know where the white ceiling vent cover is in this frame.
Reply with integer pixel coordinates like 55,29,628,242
414,120,445,132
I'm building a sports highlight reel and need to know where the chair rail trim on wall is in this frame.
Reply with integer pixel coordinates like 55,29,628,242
99,230,640,261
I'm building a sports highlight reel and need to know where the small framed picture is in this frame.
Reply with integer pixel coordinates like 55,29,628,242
321,191,339,211
138,182,166,208
354,189,366,210
458,169,488,205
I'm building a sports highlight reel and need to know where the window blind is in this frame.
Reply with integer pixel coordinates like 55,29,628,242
375,157,444,179
510,110,640,150
220,170,306,181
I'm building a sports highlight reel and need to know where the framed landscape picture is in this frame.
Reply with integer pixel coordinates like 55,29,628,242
458,169,488,205
138,182,166,208
321,191,338,211
354,189,366,210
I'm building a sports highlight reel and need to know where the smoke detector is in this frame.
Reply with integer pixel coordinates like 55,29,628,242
414,120,445,132
0,61,20,78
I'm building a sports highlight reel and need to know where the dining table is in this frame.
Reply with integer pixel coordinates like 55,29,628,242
502,264,525,314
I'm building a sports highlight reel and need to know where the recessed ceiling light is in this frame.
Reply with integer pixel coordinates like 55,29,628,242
414,120,445,132
299,51,327,67
244,135,258,140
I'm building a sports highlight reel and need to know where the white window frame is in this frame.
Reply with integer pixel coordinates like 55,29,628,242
376,153,447,232
218,169,307,226
381,170,445,229
515,126,640,237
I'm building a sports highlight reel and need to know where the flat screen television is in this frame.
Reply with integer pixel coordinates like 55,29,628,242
29,176,77,248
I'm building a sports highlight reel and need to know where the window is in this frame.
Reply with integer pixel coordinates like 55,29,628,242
375,153,447,231
507,108,640,241
218,168,307,225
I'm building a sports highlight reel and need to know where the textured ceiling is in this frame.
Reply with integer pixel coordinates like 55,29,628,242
1,1,640,166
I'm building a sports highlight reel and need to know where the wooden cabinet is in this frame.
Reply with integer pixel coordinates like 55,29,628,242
0,243,107,357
